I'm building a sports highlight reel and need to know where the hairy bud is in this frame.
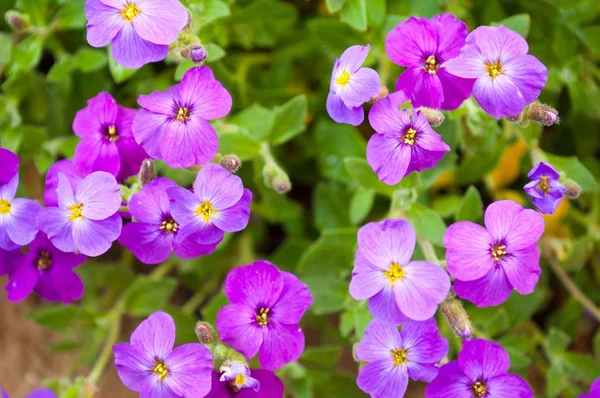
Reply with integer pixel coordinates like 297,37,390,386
5,10,29,33
219,154,241,173
370,86,389,103
195,321,217,345
181,44,208,64
262,163,292,194
139,159,156,187
504,114,522,123
440,296,473,339
564,178,581,199
527,102,559,126
417,107,445,127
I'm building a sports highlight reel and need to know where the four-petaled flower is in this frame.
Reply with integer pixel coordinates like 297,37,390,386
0,173,42,251
206,365,284,398
524,162,566,215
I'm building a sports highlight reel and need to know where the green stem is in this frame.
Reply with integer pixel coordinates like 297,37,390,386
87,310,122,384
418,238,440,265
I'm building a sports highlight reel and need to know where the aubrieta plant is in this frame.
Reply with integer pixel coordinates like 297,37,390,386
1,0,599,397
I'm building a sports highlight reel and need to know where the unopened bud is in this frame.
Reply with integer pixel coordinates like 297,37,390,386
139,159,156,187
262,163,292,194
417,107,445,127
5,10,29,32
272,173,291,194
370,86,389,103
219,154,241,173
195,321,217,345
505,114,522,123
440,297,473,339
181,44,208,64
527,102,559,126
564,179,581,199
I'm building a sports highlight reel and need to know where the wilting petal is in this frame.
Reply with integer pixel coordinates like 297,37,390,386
111,23,169,69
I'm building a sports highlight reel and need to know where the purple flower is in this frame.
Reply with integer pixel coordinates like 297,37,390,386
113,311,213,398
367,91,451,185
0,148,19,185
119,177,220,264
73,92,148,181
580,378,600,398
0,248,20,276
326,45,381,126
425,339,532,398
1,389,57,398
5,232,85,304
445,26,548,119
216,260,313,370
386,14,474,110
206,367,284,398
0,174,42,251
37,171,122,257
350,219,450,323
85,0,188,69
524,162,566,215
444,200,544,307
167,164,251,245
133,66,232,168
356,319,448,398
44,160,84,207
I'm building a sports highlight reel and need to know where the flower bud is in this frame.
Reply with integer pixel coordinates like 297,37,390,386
219,154,241,173
271,173,292,194
564,178,581,199
181,44,208,64
440,296,473,339
5,10,29,33
370,86,389,103
139,159,156,187
262,163,292,194
527,102,560,126
195,321,217,345
417,107,445,127
504,114,522,123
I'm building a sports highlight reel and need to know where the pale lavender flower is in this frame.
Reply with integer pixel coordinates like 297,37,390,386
0,174,42,251
44,160,84,207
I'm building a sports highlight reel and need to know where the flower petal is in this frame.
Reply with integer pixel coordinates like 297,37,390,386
37,207,76,253
258,322,305,371
431,13,469,61
270,271,312,325
444,221,495,281
137,85,180,115
454,265,513,307
502,54,548,105
458,338,510,381
159,117,219,168
131,0,188,45
132,109,168,159
131,311,176,360
484,200,544,250
326,92,364,126
386,16,437,67
167,186,202,226
72,214,122,257
77,172,121,220
0,148,19,185
406,362,440,382
501,245,541,295
211,189,252,233
473,74,526,119
118,222,172,265
368,285,410,325
437,69,474,110
401,318,448,364
350,251,387,300
216,303,264,360
367,134,412,185
367,91,412,135
357,359,408,398
173,233,219,259
5,199,41,246
425,361,473,398
193,164,244,209
49,264,84,304
44,161,83,207
338,67,381,108
85,0,125,47
111,23,169,69
164,343,213,398
527,162,560,180
224,260,284,308
179,66,233,120
357,219,416,269
113,342,155,393
486,374,533,398
338,44,371,74
395,67,444,110
73,139,121,179
129,177,176,223
0,173,18,201
356,320,403,363
470,25,529,63
6,261,38,302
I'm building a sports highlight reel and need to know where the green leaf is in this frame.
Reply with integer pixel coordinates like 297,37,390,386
325,0,345,13
204,43,226,62
301,346,342,367
0,34,13,64
315,120,366,183
349,188,375,225
366,0,386,27
218,129,261,160
546,327,571,357
580,26,600,55
303,275,348,314
229,104,274,141
123,277,178,316
406,203,446,246
313,182,351,231
340,0,367,31
10,35,44,73
29,306,79,331
267,95,308,145
73,49,108,73
108,55,138,84
543,152,599,192
344,157,396,197
492,14,531,38
54,0,86,29
505,346,532,370
562,352,600,382
353,306,371,339
189,0,230,28
298,229,357,277
456,185,483,222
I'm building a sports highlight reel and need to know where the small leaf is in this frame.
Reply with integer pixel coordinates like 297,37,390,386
344,156,396,197
546,328,571,357
54,0,86,29
123,277,177,316
218,129,261,160
406,203,446,246
229,104,274,141
297,229,357,276
10,35,44,73
108,55,138,84
73,49,107,73
492,14,531,38
456,185,483,222
340,0,367,31
349,188,375,225
325,0,345,13
301,346,342,367
30,306,79,331
267,95,308,145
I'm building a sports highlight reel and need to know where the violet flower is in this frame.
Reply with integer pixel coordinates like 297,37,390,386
445,26,548,119
216,260,313,370
326,45,381,126
0,248,19,277
119,177,220,264
2,389,57,398
113,311,213,398
444,200,544,307
0,173,42,251
133,66,232,168
206,367,284,398
356,319,448,397
425,339,533,398
44,160,84,207
386,14,474,110
167,164,251,245
580,378,600,398
73,92,147,181
0,148,19,185
350,219,450,323
6,232,85,304
37,172,122,257
367,91,450,185
85,0,188,69
524,162,566,215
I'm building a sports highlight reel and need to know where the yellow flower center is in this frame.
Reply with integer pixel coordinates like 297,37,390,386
392,348,408,366
491,244,507,262
159,218,178,233
335,70,351,87
538,176,551,195
37,251,52,271
121,3,140,21
384,262,405,286
152,359,169,381
0,199,11,215
424,55,439,74
472,381,488,397
403,128,417,146
68,203,84,221
195,201,217,222
256,307,270,326
106,125,119,142
175,106,190,122
485,61,503,78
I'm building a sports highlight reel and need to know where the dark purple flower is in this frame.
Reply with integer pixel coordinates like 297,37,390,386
386,14,474,110
0,174,42,251
444,200,544,307
356,319,448,397
73,92,147,181
326,45,381,126
445,26,548,119
367,91,450,185
119,177,220,264
0,248,20,276
44,160,84,207
1,389,57,398
113,311,213,398
37,172,122,257
5,232,85,304
133,66,232,168
350,219,450,324
426,339,533,398
205,367,284,398
0,148,19,185
167,164,251,245
524,162,566,215
580,378,600,398
216,260,313,370
85,0,188,69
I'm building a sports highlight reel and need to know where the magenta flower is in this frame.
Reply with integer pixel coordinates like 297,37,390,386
5,232,85,304
445,26,548,119
2,389,57,398
326,45,381,126
119,177,220,264
356,319,448,398
386,14,474,110
85,0,188,69
524,162,566,215
216,260,313,370
133,66,232,168
350,219,450,323
0,148,19,185
0,248,19,277
113,311,213,398
73,92,147,181
37,172,122,257
0,174,42,251
167,164,251,245
206,367,284,398
426,339,532,398
444,200,544,307
367,91,450,185
580,378,600,398
44,160,85,207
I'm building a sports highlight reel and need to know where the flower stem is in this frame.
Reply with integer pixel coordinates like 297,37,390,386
87,310,122,384
418,238,440,264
